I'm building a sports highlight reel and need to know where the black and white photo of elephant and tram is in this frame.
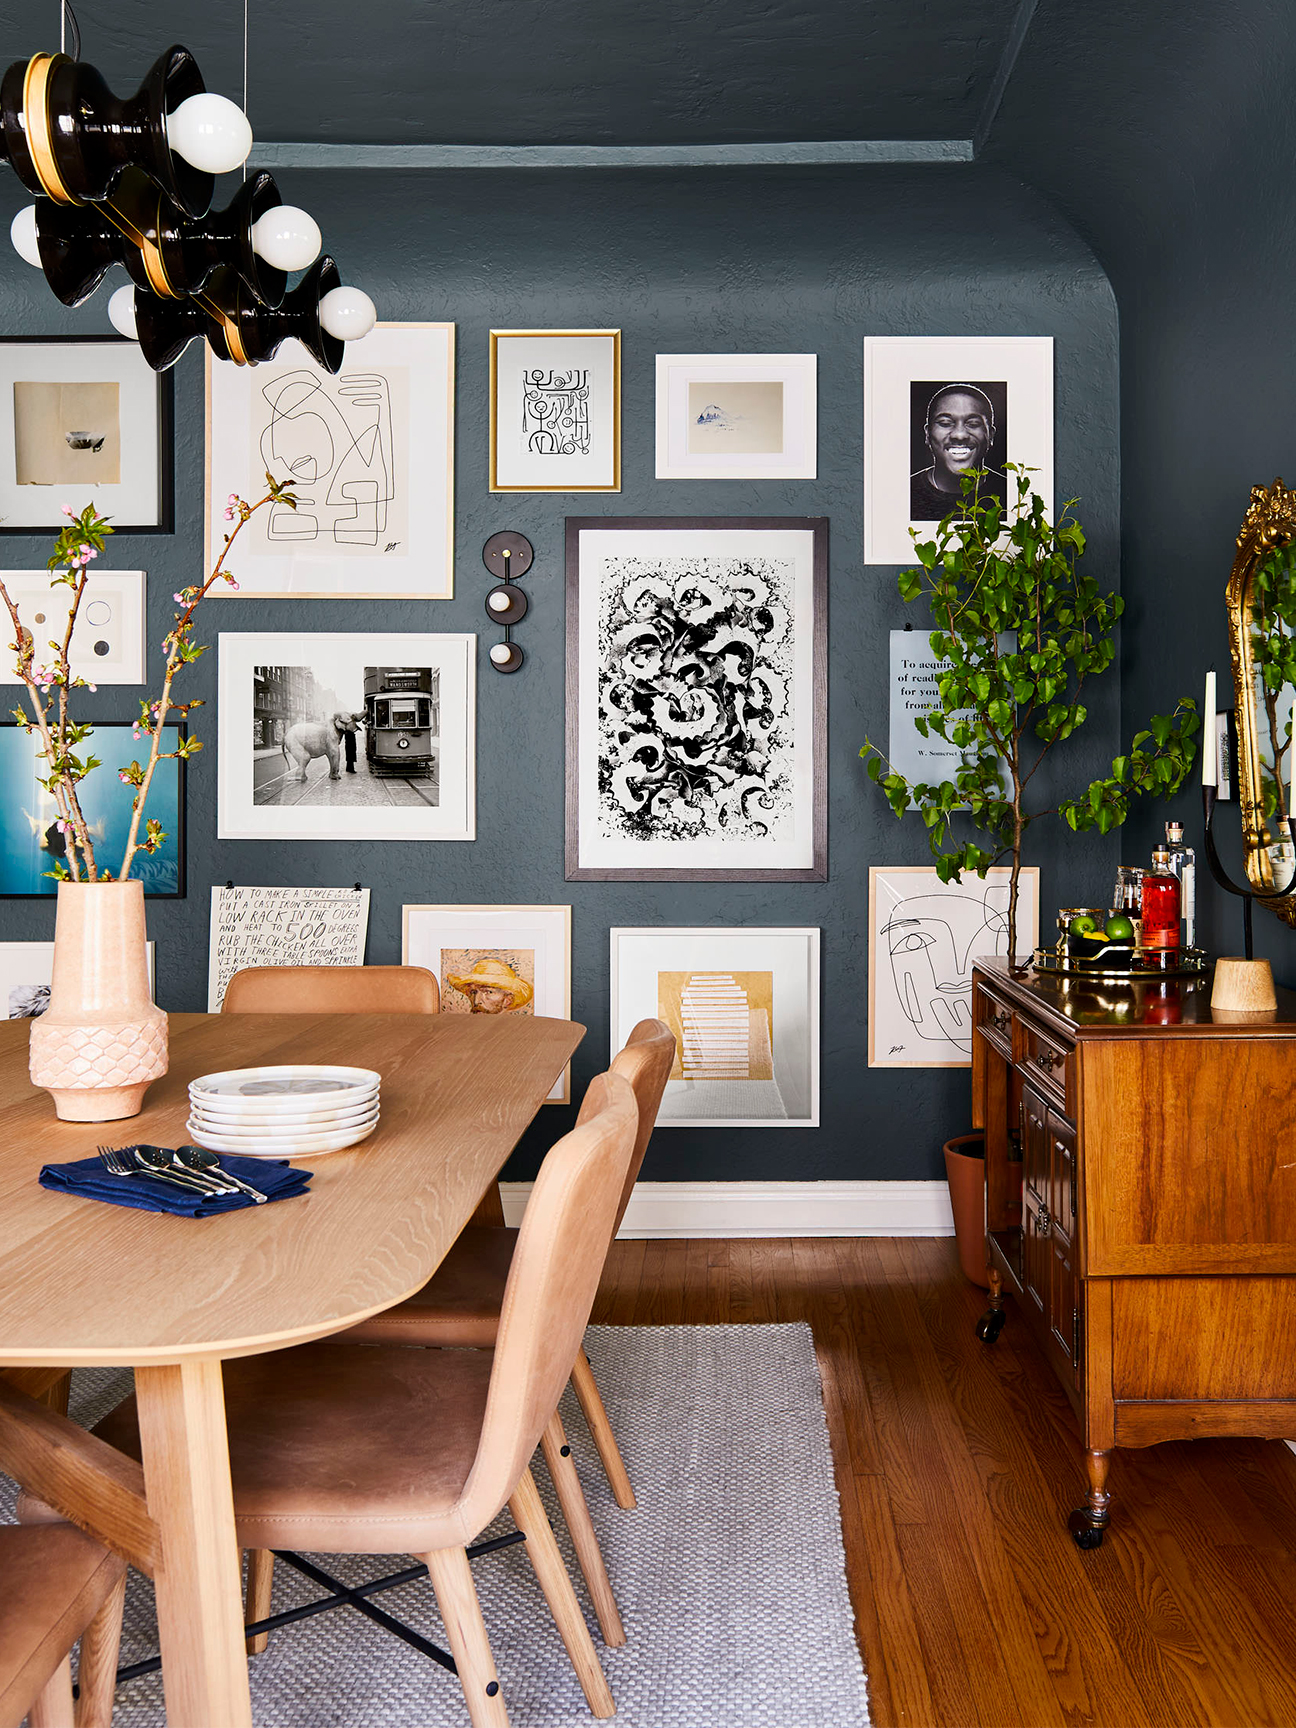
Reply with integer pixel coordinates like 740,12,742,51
251,659,440,808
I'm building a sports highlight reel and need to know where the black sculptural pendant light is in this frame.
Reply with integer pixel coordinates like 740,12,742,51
2,25,376,373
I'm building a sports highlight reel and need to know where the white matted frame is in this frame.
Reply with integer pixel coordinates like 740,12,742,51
0,939,155,1019
0,337,172,533
566,517,828,881
217,632,475,842
205,322,455,599
490,329,620,492
863,336,1053,566
655,353,817,479
868,865,1040,1068
611,925,820,1128
0,569,145,685
403,903,572,1103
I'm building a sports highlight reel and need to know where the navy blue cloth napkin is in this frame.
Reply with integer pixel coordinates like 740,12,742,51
39,1150,313,1217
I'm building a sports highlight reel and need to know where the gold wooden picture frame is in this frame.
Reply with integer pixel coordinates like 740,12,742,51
489,329,621,492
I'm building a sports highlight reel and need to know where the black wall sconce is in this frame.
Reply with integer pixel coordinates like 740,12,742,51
482,531,533,674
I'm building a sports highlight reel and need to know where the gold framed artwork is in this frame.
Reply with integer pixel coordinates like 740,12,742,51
489,329,621,492
402,902,572,1102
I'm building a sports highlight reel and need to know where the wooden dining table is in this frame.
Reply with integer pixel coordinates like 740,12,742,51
0,1009,584,1728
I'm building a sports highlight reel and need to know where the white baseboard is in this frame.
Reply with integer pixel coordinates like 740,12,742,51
499,1179,955,1239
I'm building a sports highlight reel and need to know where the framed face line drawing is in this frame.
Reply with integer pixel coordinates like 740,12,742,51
867,865,1040,1068
205,322,455,599
490,329,621,493
565,516,828,882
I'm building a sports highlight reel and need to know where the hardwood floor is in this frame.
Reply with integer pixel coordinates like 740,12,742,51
590,1235,1296,1728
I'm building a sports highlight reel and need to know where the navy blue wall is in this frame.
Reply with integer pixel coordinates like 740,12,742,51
986,0,1296,974
0,164,1120,1180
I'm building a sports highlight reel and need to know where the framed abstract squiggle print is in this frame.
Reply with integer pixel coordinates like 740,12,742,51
565,517,827,880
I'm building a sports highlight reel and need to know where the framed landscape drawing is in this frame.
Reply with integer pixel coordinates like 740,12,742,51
403,903,572,1102
205,322,455,598
566,516,827,881
611,926,820,1127
0,337,173,533
1,939,155,1018
655,353,816,479
490,330,620,492
217,632,475,842
867,865,1040,1068
0,569,146,686
863,336,1053,565
0,722,185,897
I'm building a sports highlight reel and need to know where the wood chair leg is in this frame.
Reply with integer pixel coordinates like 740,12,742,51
509,1468,615,1720
76,1570,127,1728
28,1655,75,1728
424,1546,510,1728
244,1548,275,1655
570,1347,636,1510
540,1411,625,1647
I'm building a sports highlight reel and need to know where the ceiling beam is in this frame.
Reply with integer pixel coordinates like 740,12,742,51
249,139,974,171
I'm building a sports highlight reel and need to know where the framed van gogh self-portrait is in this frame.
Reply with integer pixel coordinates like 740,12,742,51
565,517,827,881
490,330,620,492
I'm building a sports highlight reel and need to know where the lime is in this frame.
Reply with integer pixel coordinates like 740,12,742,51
1105,914,1135,941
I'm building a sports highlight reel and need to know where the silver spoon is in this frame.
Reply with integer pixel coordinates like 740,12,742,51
176,1145,268,1204
129,1143,225,1194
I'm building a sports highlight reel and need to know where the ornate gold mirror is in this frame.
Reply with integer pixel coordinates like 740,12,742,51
1226,479,1296,924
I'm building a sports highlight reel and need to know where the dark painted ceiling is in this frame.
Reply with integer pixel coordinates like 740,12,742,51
1,0,1022,146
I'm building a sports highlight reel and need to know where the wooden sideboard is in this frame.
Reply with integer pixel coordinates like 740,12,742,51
971,956,1296,1546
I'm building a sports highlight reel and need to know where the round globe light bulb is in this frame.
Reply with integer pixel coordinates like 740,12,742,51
10,204,41,268
487,589,513,613
107,284,138,340
165,93,253,175
250,204,322,272
319,285,377,343
489,643,514,666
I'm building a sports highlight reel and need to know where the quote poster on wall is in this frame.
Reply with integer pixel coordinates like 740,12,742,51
889,629,1010,804
207,885,371,1010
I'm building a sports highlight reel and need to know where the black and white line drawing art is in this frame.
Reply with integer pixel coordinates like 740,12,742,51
257,369,398,551
868,866,1039,1067
596,555,795,847
522,368,591,457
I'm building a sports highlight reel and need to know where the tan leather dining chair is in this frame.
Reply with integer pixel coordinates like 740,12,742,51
93,1071,640,1728
342,1019,676,1511
221,963,440,1015
0,1522,125,1728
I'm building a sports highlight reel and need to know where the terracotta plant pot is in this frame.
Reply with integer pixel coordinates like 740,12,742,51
943,1132,990,1288
28,879,167,1121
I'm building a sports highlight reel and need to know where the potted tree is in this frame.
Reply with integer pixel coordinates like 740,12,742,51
862,467,1199,1283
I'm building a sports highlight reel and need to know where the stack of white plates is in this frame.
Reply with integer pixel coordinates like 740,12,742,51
186,1065,382,1158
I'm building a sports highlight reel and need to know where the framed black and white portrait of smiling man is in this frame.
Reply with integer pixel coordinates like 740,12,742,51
864,337,1053,565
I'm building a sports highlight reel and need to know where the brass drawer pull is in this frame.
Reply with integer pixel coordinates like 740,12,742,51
988,1010,1011,1036
1034,1049,1067,1075
1036,1204,1052,1235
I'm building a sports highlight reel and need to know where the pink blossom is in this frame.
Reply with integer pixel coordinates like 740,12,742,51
60,504,73,517
86,548,98,559
227,493,238,506
55,820,67,834
226,578,240,590
223,506,234,521
87,683,96,692
173,592,184,603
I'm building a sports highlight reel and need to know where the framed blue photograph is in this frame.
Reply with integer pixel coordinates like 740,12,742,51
0,722,186,897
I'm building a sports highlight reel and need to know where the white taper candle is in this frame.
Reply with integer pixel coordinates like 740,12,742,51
1202,669,1217,787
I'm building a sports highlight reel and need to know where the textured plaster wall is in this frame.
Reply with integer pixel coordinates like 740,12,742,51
0,164,1119,1181
986,0,1296,974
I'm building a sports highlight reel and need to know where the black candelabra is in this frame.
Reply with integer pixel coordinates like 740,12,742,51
1202,784,1296,958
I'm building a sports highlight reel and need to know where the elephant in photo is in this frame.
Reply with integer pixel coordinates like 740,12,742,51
282,713,357,783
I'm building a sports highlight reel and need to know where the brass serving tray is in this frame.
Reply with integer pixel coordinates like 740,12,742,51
1033,946,1210,981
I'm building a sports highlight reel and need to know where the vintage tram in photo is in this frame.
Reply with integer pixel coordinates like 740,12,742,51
363,666,439,776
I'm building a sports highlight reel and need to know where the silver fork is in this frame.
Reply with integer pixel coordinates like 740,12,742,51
97,1144,218,1197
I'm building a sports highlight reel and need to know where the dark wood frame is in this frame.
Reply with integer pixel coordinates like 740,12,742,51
0,336,175,535
0,721,187,898
565,515,828,882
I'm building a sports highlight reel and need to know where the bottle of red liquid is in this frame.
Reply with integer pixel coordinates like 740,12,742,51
1141,847,1181,950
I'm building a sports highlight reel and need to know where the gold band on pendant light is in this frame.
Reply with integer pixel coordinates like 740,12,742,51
220,313,249,365
22,52,79,205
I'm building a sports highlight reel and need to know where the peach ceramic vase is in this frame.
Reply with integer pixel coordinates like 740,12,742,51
28,879,168,1121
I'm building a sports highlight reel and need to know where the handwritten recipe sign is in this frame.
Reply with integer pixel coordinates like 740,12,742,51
207,885,371,1010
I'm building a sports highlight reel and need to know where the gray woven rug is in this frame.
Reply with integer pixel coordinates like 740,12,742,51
2,1324,870,1727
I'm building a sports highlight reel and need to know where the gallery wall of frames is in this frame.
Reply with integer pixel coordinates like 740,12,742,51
0,163,1125,1185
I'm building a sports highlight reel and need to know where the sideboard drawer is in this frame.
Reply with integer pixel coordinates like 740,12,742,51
976,985,1013,1058
1020,1022,1073,1114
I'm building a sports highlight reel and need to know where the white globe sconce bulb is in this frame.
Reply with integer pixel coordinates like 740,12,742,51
10,205,41,268
319,285,377,342
165,93,253,176
250,204,322,272
107,284,138,340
